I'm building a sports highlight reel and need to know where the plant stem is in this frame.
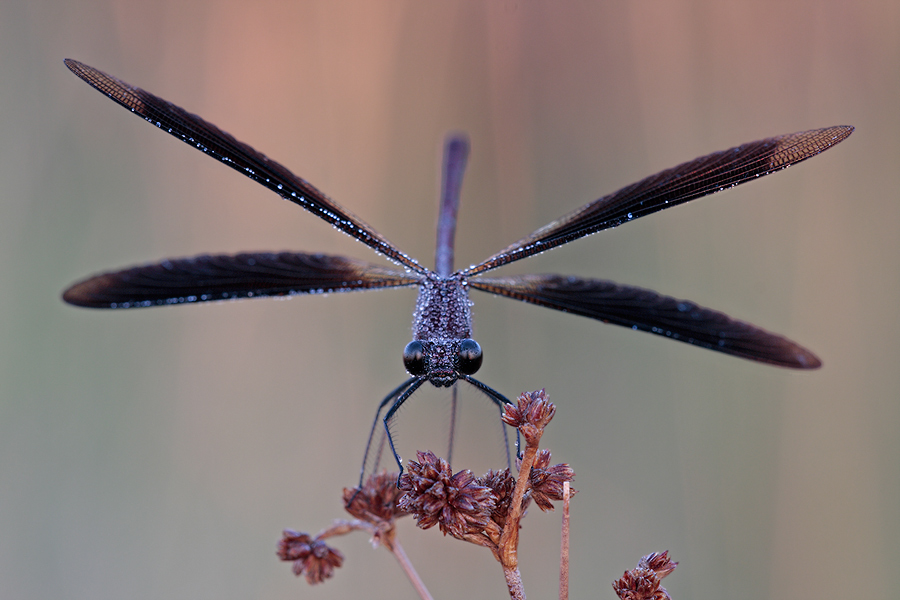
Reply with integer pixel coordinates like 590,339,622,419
559,480,570,600
504,564,526,600
386,535,434,600
499,442,539,567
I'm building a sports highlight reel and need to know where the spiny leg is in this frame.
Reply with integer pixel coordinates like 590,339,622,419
357,377,421,489
447,383,459,468
382,378,429,483
462,375,520,471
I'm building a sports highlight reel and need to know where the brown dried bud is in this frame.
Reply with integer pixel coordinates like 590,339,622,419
528,449,576,511
476,468,517,529
641,551,677,579
397,451,495,539
342,471,407,526
612,551,677,600
277,530,344,585
501,389,556,444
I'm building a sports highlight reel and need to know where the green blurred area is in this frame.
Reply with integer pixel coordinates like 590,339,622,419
1,2,897,599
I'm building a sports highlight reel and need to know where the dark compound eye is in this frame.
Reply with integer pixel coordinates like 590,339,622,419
403,340,426,376
457,338,483,375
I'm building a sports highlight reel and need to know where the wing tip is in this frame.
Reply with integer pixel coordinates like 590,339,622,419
63,58,87,77
62,280,107,309
768,342,821,370
826,124,855,146
787,348,822,370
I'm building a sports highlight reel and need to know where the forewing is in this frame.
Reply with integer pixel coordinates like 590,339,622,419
464,126,853,276
63,252,419,309
469,274,820,369
64,59,425,273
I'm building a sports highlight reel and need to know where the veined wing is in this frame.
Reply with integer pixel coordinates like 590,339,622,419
469,274,820,368
464,126,852,276
63,252,419,309
64,59,426,274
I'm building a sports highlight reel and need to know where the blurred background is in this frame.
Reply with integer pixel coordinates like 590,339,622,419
2,2,897,599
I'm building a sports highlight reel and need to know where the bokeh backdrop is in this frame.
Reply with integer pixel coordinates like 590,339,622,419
2,2,897,599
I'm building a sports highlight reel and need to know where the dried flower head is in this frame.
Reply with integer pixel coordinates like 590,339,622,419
612,551,678,600
398,451,495,539
502,389,556,444
640,551,677,579
528,449,576,511
277,530,344,585
343,471,407,526
476,468,517,529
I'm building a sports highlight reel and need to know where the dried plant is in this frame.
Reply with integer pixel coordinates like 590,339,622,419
612,552,679,600
398,451,498,543
276,531,344,585
277,389,676,600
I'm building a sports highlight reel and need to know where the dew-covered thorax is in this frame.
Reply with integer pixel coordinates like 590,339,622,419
412,274,473,342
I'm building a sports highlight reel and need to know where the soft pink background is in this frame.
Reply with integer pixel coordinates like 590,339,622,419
2,2,896,599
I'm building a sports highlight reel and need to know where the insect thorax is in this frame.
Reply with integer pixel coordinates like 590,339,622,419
412,275,473,341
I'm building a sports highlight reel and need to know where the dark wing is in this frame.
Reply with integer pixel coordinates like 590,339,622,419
64,59,426,274
463,126,853,276
63,252,419,309
469,274,820,369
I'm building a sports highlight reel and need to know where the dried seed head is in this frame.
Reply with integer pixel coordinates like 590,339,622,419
612,551,678,600
501,389,556,444
529,449,576,511
277,530,344,585
476,468,517,529
397,451,495,539
640,551,678,579
343,471,407,526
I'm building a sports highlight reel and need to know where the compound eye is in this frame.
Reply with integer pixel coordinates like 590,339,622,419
403,340,427,376
457,338,483,375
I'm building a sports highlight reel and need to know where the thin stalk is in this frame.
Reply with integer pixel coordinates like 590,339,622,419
559,480,570,600
386,535,434,600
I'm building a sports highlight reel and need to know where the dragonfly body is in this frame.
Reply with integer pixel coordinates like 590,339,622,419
409,274,478,388
61,58,853,480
